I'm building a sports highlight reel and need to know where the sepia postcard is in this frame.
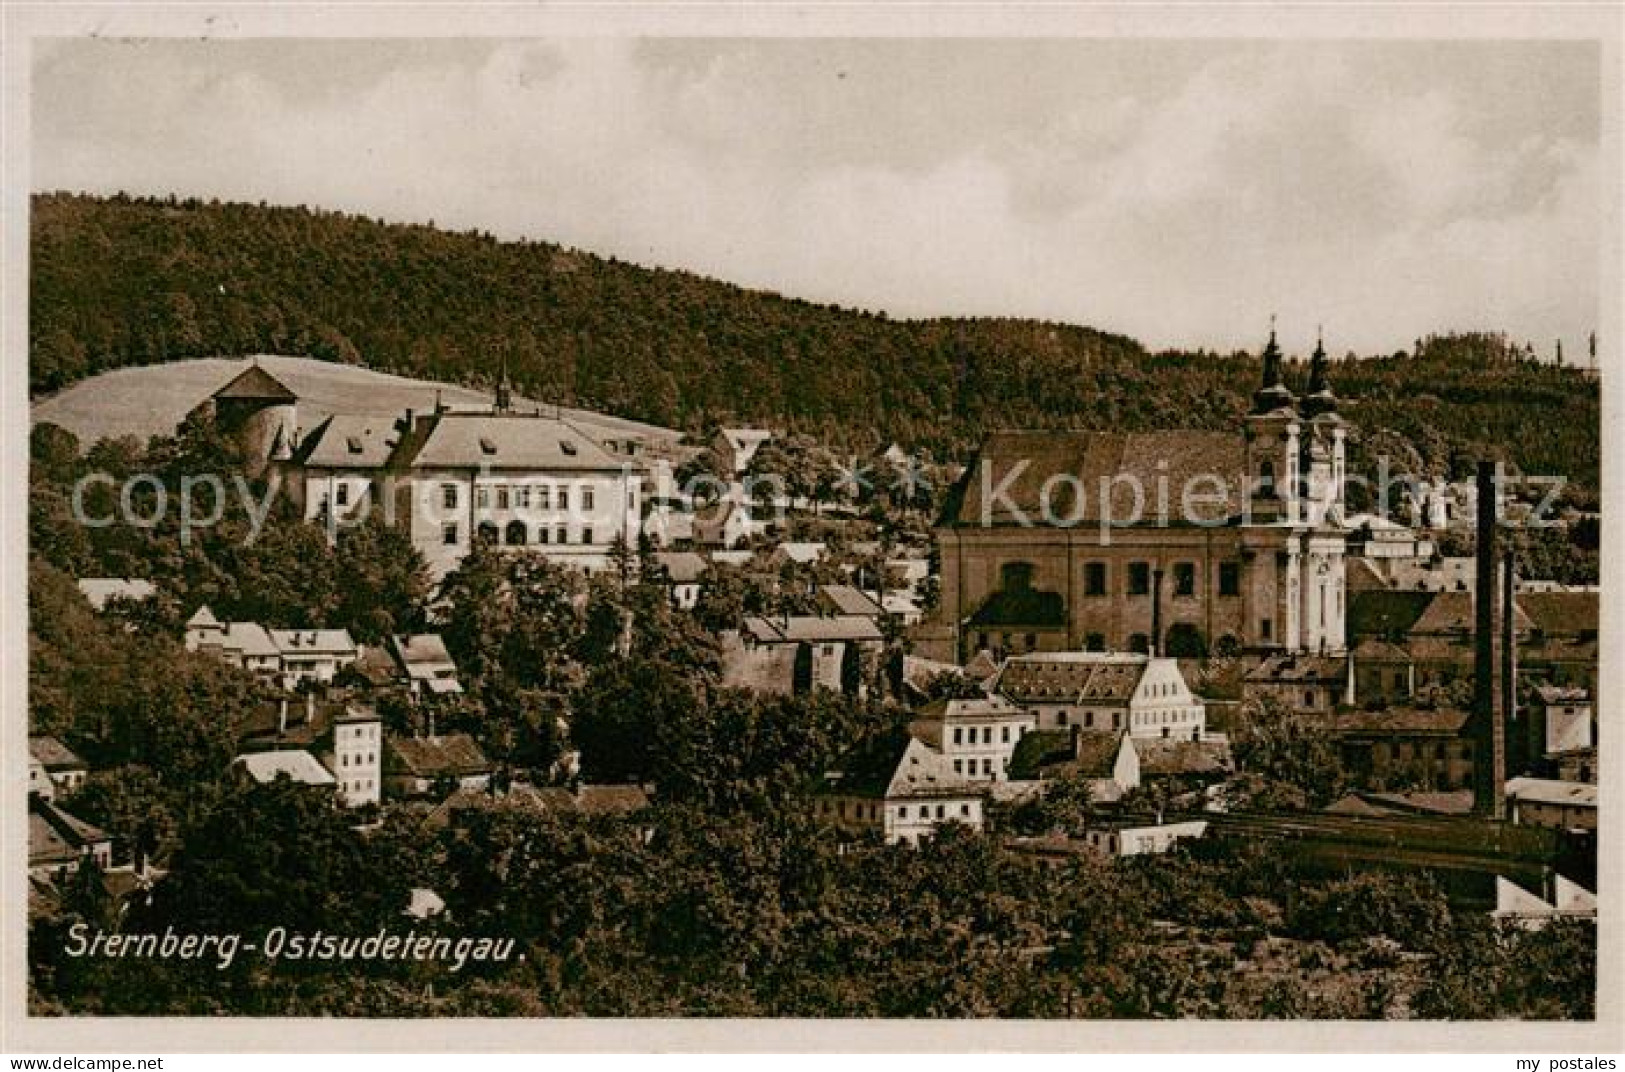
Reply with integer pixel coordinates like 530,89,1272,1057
1,1,1621,1056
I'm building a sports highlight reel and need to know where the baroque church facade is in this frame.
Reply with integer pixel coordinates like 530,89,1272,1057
923,330,1350,664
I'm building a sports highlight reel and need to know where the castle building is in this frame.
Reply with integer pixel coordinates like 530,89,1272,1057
923,329,1349,662
201,363,647,579
203,363,300,479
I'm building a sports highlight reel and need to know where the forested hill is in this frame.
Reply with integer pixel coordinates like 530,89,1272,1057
30,193,1599,490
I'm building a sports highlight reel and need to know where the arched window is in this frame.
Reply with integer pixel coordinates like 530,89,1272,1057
476,521,499,545
1128,632,1151,654
1259,459,1276,494
504,520,528,546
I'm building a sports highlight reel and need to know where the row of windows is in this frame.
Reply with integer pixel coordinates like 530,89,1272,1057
338,752,377,767
950,724,1022,746
902,802,974,821
440,482,607,511
1132,709,1199,727
952,757,1001,776
473,484,598,512
1080,560,1241,598
1056,710,1123,730
442,522,597,546
816,799,976,822
344,778,375,793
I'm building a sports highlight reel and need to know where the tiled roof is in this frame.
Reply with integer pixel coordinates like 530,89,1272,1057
232,750,337,786
1347,590,1435,638
300,414,401,469
399,413,619,471
1007,729,1079,781
1517,592,1598,636
1131,737,1233,776
270,628,358,657
819,585,885,617
29,797,109,867
1504,777,1597,809
212,364,297,402
654,551,708,584
1344,558,1391,592
1244,655,1346,684
537,784,653,816
997,653,1150,704
1409,592,1533,636
391,633,456,669
1327,707,1470,736
744,615,884,644
775,542,826,564
225,622,279,658
1352,638,1413,663
1067,730,1129,778
820,729,977,800
186,604,222,628
386,733,491,778
1533,684,1590,705
28,736,86,771
943,430,1247,527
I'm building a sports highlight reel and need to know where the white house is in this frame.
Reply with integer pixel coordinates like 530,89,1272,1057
28,737,88,797
995,651,1208,740
390,633,464,699
1081,818,1208,858
815,731,985,846
1504,777,1597,832
268,628,360,689
185,606,281,675
236,698,382,808
295,403,646,579
908,695,1035,783
654,551,709,610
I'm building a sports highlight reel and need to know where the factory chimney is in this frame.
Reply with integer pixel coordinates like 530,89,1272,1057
1472,461,1508,819
1150,568,1164,657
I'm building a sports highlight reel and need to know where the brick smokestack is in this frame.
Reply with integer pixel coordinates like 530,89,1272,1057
1502,548,1518,780
1472,461,1507,818
1151,568,1164,657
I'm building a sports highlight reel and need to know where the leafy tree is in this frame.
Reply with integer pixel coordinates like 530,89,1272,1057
1230,695,1350,809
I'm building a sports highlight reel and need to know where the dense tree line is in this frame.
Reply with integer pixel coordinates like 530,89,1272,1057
31,193,1599,491
28,788,1594,1018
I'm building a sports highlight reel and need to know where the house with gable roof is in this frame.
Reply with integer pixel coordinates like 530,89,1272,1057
814,728,986,845
993,651,1208,740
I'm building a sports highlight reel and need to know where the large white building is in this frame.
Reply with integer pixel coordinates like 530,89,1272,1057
201,364,650,579
294,406,645,578
993,651,1208,740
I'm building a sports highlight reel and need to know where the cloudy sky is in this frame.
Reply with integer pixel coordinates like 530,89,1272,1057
32,37,1602,356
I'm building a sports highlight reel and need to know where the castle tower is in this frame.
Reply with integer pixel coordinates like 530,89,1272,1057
209,361,299,479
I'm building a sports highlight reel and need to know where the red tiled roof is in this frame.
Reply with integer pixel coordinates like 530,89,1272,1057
946,430,1247,526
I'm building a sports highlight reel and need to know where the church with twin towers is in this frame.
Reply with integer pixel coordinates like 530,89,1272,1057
924,327,1350,664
